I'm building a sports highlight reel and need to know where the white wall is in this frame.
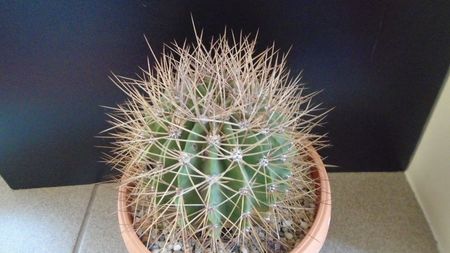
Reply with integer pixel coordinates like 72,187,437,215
406,69,450,253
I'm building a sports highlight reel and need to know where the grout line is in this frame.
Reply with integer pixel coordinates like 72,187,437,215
73,184,99,253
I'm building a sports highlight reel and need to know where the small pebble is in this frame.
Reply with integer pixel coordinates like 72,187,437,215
300,221,309,229
173,244,182,251
283,219,293,227
274,243,281,251
285,232,294,240
150,243,159,249
231,245,240,253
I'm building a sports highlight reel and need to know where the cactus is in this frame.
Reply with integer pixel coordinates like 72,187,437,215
105,30,326,252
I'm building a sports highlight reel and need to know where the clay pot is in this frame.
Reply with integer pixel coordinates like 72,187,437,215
118,147,331,253
290,148,331,253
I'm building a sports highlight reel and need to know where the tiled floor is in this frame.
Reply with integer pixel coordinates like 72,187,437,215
0,177,94,253
0,173,438,253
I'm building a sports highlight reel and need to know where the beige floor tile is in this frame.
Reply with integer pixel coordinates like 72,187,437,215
77,183,127,253
0,176,94,253
321,172,438,253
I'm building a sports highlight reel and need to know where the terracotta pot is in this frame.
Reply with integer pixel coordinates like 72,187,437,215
290,148,331,253
118,147,331,253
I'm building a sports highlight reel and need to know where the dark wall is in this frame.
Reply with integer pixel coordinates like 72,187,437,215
1,1,449,189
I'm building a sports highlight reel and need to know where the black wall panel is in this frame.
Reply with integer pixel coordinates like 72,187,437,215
1,1,449,188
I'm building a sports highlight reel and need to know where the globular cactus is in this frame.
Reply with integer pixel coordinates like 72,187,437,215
105,29,326,252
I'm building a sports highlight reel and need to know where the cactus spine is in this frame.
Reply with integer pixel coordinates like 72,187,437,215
106,30,325,252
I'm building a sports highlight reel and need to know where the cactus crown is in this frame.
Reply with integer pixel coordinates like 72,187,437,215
106,29,326,252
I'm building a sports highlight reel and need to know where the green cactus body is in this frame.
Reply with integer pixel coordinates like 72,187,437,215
107,31,322,252
144,105,292,238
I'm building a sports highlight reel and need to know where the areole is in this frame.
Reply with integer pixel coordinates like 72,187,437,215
117,147,331,253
